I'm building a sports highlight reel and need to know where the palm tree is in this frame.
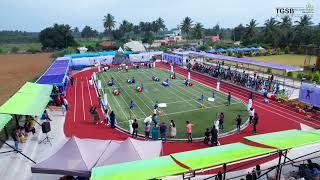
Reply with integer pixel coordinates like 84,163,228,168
119,20,133,33
155,18,166,31
263,17,279,46
294,15,313,46
180,17,193,37
243,19,258,45
192,22,204,39
103,14,116,36
279,16,293,48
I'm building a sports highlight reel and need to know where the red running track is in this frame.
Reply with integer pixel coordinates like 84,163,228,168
63,64,320,174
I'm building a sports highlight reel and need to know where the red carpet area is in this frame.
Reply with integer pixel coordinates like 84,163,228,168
63,63,320,173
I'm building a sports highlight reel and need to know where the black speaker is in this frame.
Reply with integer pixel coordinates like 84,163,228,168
42,122,51,133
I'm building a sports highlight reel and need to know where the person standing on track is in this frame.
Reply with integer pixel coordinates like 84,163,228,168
249,108,255,124
132,119,138,138
216,79,220,91
227,92,231,106
236,115,242,133
253,113,259,134
186,121,193,143
248,92,253,111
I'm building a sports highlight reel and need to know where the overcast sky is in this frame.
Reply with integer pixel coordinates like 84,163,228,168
0,0,319,32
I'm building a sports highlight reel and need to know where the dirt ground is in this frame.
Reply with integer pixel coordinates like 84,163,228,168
0,53,52,105
250,54,317,66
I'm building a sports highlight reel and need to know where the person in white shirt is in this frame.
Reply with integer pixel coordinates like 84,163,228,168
249,108,255,124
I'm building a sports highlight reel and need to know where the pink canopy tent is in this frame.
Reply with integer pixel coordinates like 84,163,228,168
96,138,162,166
31,137,162,177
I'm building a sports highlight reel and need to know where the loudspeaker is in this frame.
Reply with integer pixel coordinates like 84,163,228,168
42,122,51,133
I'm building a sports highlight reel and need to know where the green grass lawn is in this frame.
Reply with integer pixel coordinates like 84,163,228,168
97,68,248,139
250,54,317,67
0,43,41,53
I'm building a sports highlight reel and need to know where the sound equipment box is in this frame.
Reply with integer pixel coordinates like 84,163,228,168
41,121,51,133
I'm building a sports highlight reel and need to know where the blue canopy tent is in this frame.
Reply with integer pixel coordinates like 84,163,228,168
208,49,216,53
64,51,133,59
36,59,70,95
226,48,235,52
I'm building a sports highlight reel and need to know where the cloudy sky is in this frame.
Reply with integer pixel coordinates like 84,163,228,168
0,0,319,32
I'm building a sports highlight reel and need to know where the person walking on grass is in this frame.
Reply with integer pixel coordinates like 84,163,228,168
219,113,224,130
145,122,151,140
253,113,259,134
160,122,167,143
186,121,193,143
227,92,231,106
236,115,242,133
132,119,138,138
169,120,177,138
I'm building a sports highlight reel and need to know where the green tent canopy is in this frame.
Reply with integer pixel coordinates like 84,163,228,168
0,114,12,131
244,129,320,150
17,82,53,96
91,156,187,180
0,82,53,117
171,143,275,171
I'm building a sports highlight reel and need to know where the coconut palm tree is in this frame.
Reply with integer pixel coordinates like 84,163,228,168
103,14,116,36
155,17,166,31
192,22,204,39
180,17,193,37
279,16,293,48
263,17,279,46
294,15,313,46
243,19,258,45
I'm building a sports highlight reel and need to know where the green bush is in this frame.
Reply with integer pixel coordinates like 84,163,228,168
297,73,304,79
237,51,243,58
267,68,272,74
256,50,262,56
313,73,320,84
296,47,304,54
287,71,293,77
50,47,77,58
248,51,253,57
10,46,19,53
0,48,2,54
26,48,40,54
227,51,233,56
266,49,272,56
275,48,281,55
284,46,290,54
304,73,313,81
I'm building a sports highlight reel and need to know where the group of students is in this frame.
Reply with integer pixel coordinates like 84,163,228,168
192,62,282,95
129,119,177,142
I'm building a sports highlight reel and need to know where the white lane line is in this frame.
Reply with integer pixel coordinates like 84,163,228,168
86,77,93,106
73,78,77,123
81,81,86,121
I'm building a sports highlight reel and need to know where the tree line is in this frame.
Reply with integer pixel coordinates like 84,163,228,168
3,13,318,51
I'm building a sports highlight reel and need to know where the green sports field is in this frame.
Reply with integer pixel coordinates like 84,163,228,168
97,68,248,139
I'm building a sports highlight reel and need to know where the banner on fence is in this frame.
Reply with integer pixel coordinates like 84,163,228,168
299,83,320,107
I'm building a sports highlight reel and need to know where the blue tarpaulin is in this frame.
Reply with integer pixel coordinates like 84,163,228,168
65,51,132,58
299,83,320,107
162,53,183,65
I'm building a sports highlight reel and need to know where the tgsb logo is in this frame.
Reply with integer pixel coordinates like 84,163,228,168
276,8,295,14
